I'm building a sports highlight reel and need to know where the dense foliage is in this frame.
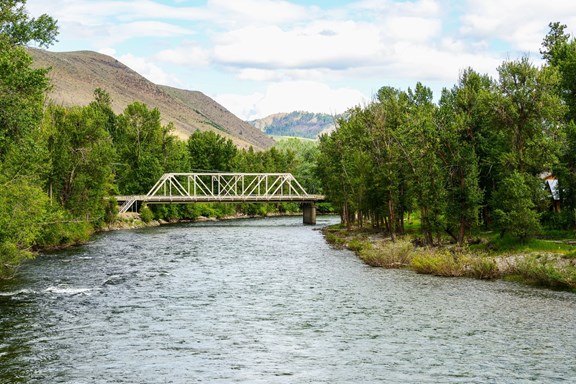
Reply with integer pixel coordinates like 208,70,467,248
317,22,576,246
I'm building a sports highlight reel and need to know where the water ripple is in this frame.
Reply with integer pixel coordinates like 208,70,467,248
1,216,576,383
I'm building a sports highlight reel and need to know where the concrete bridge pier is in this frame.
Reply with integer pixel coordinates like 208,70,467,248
303,203,316,225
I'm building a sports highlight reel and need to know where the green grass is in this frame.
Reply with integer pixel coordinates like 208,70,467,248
472,233,575,254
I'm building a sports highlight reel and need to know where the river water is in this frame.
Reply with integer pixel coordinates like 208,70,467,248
1,216,575,383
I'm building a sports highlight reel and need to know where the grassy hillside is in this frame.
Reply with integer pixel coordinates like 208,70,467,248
29,49,275,150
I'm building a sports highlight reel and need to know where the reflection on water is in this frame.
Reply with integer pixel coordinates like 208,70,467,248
1,216,576,383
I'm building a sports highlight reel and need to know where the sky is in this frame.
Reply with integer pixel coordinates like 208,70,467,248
27,0,576,121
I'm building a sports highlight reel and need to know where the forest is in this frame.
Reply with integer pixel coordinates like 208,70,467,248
317,22,576,249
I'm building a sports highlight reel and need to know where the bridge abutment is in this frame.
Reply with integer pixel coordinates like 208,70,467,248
303,203,316,225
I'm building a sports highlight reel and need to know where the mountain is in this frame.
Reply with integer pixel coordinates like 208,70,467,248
28,49,275,150
249,111,338,139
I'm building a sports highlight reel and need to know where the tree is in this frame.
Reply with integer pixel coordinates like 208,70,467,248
187,130,237,172
437,69,488,245
115,102,166,194
491,171,542,241
488,57,564,175
403,83,446,245
42,103,115,220
540,22,570,66
0,0,58,278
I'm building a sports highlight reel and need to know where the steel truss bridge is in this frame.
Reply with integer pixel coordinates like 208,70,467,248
115,173,324,224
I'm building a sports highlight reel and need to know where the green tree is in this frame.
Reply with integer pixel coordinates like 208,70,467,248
488,57,564,174
0,0,58,48
437,69,488,245
187,130,237,172
115,102,166,194
484,57,565,237
542,22,576,227
492,171,542,241
42,103,115,220
274,138,321,194
0,0,58,278
404,83,446,244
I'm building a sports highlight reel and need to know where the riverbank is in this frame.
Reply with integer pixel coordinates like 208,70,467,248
322,225,576,292
102,211,304,232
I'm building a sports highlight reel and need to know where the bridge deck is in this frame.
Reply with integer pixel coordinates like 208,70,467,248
115,194,325,204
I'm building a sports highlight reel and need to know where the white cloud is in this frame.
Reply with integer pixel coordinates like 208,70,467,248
212,20,382,69
28,0,211,23
156,44,211,68
103,21,194,45
461,0,576,53
118,53,181,86
98,47,117,57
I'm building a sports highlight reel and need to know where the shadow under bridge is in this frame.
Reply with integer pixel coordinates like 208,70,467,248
115,173,325,225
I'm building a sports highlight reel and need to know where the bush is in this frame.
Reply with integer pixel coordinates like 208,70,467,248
359,239,414,268
140,204,154,223
512,255,576,290
0,241,32,280
348,238,370,252
411,250,464,276
467,256,500,279
323,231,347,248
36,221,93,248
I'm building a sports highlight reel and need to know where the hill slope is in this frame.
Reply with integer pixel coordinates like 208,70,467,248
249,111,338,139
29,49,274,149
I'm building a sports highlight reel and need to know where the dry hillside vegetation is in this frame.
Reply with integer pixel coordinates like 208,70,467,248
29,49,274,150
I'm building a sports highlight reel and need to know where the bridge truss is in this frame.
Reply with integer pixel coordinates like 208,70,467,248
116,173,324,215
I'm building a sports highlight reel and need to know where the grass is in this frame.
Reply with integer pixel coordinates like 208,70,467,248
358,239,414,268
470,232,576,254
507,254,576,291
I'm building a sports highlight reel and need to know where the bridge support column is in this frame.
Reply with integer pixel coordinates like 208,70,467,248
303,203,316,225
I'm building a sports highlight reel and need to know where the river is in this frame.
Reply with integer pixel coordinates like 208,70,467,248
1,216,575,383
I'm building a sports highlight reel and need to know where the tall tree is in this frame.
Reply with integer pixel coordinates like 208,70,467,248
437,69,488,245
485,57,565,239
42,103,115,220
405,83,445,244
0,0,57,278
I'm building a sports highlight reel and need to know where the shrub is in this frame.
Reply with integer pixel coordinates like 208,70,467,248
466,256,500,279
359,239,414,268
36,221,93,248
348,239,370,252
323,231,347,248
411,250,464,276
140,204,154,223
0,241,32,280
512,255,576,290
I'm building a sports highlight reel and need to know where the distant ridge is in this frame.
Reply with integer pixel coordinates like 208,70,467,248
249,111,338,139
28,49,275,150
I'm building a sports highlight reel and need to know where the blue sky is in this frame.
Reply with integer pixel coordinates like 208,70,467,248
28,0,576,120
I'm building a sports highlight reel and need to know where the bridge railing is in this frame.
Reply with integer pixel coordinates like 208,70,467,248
147,173,311,199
